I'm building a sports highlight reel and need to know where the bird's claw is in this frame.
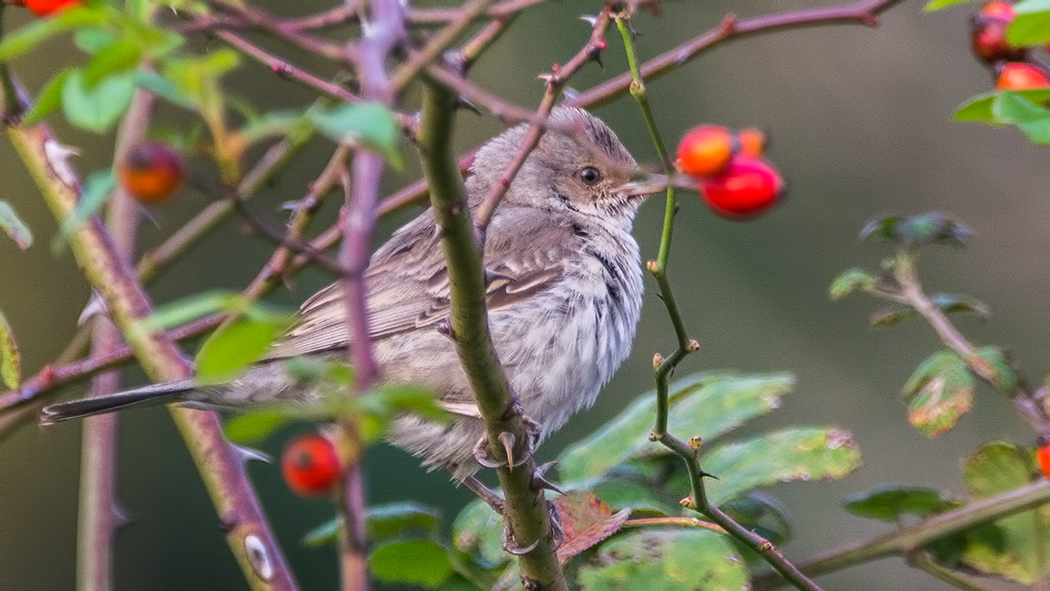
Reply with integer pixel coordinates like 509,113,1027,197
473,430,530,471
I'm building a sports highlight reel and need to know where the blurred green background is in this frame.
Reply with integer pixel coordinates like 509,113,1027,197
0,0,1045,588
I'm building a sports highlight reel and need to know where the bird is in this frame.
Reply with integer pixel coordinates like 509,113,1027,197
42,106,660,482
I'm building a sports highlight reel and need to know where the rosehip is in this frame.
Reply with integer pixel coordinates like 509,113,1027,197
281,433,341,497
970,1,1027,65
676,125,734,177
699,156,785,220
996,62,1050,90
737,128,767,157
117,142,184,204
23,0,80,17
1038,442,1050,479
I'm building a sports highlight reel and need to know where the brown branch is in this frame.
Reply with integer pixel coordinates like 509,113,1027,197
570,0,907,109
472,8,612,229
3,88,295,589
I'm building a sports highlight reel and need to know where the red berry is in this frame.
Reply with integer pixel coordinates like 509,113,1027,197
23,0,80,17
677,125,734,177
117,142,184,204
996,62,1050,90
1038,443,1050,479
970,2,1027,65
281,433,341,497
699,156,785,220
737,128,767,158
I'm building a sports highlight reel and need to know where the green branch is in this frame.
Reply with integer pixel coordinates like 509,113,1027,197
1,87,295,590
755,480,1050,589
615,12,820,591
417,80,566,590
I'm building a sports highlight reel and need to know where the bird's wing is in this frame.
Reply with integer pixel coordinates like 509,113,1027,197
265,208,576,360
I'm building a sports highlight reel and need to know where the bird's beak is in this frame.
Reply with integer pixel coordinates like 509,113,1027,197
618,173,668,198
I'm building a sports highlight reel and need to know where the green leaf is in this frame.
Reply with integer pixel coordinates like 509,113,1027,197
0,201,33,250
133,70,195,109
142,291,243,331
369,539,453,588
829,268,875,300
721,493,792,549
902,350,974,438
73,27,118,53
923,0,981,11
61,69,135,133
302,516,341,548
970,346,1019,393
955,89,1050,122
303,503,442,548
23,68,73,126
844,486,959,522
0,6,108,62
578,529,748,590
83,40,142,87
452,499,507,566
591,478,668,514
224,409,289,444
0,310,20,390
860,212,972,247
367,502,441,540
960,442,1047,583
993,92,1050,144
700,427,861,505
870,305,917,328
557,372,793,483
309,102,402,168
1007,0,1050,45
195,316,287,384
52,169,116,253
930,293,990,318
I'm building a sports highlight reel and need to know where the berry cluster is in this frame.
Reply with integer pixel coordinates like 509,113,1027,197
675,125,785,220
971,1,1050,90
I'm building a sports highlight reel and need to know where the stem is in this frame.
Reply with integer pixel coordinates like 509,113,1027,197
892,249,1050,434
418,80,566,590
907,551,989,591
755,480,1050,588
3,93,295,590
76,87,154,591
616,10,819,591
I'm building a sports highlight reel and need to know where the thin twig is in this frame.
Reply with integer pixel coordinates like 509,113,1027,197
472,8,612,229
570,0,907,109
1,78,296,589
613,10,819,591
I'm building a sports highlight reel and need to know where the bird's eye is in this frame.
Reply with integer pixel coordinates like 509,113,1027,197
577,166,602,185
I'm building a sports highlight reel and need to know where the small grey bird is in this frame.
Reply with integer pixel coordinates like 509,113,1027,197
43,107,659,481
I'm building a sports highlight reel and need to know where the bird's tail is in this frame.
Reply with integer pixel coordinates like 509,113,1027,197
41,378,197,424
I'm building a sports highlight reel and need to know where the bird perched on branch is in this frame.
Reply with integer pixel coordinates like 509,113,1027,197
43,106,661,482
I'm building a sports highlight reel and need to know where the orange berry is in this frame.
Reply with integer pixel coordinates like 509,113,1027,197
1038,443,1050,479
996,62,1050,90
699,156,785,220
677,125,734,177
117,142,183,204
737,128,767,157
23,0,80,17
281,433,341,497
970,2,1027,65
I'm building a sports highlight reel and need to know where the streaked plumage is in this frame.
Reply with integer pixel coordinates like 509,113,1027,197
43,107,656,480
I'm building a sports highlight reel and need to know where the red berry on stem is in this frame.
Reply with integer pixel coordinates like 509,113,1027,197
996,62,1050,90
1038,443,1050,479
699,156,785,220
737,128,767,158
23,0,80,17
281,433,341,497
117,141,184,204
677,125,734,177
970,1,1027,65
